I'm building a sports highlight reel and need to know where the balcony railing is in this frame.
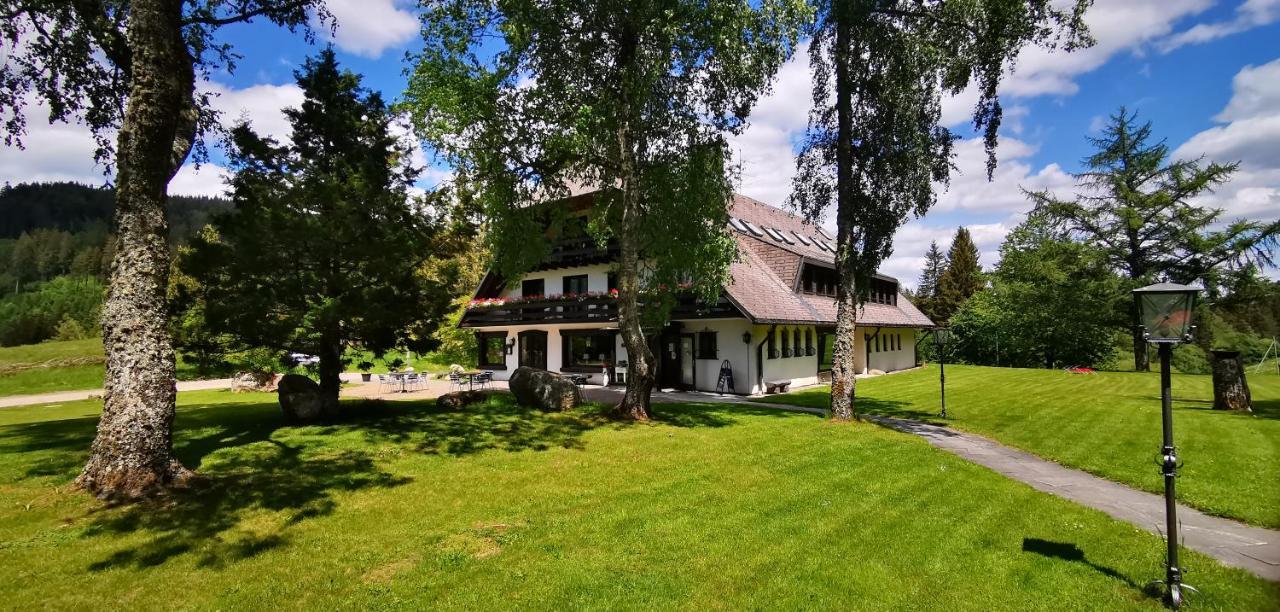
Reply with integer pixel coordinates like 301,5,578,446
461,295,619,327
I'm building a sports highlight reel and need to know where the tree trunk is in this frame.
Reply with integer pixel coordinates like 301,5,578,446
828,0,857,421
1210,350,1252,412
615,138,654,421
77,0,196,499
1132,326,1150,372
317,334,343,416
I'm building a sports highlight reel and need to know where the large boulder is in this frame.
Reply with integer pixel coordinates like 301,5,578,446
508,367,581,411
437,390,489,411
277,374,329,422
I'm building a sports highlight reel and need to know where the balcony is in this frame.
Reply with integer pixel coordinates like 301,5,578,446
535,236,619,271
460,295,619,327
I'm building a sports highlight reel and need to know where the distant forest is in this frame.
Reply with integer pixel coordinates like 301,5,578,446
0,182,230,346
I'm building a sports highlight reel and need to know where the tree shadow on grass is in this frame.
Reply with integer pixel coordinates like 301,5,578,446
84,437,409,571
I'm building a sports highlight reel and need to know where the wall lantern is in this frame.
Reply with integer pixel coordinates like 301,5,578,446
1132,281,1203,608
742,331,752,344
505,338,517,355
1134,282,1200,343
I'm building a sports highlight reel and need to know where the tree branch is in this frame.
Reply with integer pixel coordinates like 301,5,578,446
182,0,311,27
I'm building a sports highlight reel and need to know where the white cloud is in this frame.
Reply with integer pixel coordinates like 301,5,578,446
207,82,304,145
1159,0,1280,52
1173,58,1280,221
170,163,231,198
728,43,814,206
934,137,1076,214
318,0,419,59
0,94,109,186
1003,0,1213,97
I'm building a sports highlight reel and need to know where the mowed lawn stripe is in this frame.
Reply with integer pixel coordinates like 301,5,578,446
753,365,1280,529
0,392,1275,609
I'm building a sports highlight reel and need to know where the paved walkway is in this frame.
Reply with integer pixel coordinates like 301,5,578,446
585,385,1280,582
0,378,239,408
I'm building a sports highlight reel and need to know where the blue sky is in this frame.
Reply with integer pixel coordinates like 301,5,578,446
3,0,1278,286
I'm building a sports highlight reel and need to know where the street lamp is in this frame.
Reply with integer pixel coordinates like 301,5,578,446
1133,281,1201,608
933,327,951,418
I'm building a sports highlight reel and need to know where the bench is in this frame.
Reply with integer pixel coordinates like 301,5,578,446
764,380,791,394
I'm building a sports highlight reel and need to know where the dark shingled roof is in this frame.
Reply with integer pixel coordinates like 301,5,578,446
723,195,934,327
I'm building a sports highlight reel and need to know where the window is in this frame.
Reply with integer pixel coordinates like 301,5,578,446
792,329,801,355
563,274,589,295
521,278,544,298
476,332,508,369
792,232,811,246
729,218,748,233
806,329,815,355
768,330,777,359
742,220,766,237
800,264,839,297
561,330,615,372
697,332,717,359
607,272,617,292
869,278,898,305
781,328,791,357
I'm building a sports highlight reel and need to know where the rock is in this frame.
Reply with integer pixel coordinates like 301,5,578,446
233,370,278,392
437,390,489,411
277,374,329,422
508,367,581,411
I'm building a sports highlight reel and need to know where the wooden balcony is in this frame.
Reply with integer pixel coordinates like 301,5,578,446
460,295,619,327
534,236,619,271
460,292,745,328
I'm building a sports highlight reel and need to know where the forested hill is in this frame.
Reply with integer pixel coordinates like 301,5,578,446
0,181,230,239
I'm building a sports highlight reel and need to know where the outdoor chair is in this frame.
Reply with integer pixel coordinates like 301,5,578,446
377,374,392,393
447,373,463,392
473,372,491,390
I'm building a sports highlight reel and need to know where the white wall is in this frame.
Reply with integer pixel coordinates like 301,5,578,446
861,327,918,373
502,264,614,298
758,324,821,391
676,319,754,394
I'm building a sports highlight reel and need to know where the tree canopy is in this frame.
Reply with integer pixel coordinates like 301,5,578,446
935,226,983,323
788,0,1091,419
406,0,809,419
185,49,462,410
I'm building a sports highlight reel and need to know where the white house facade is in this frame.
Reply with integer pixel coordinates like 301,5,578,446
460,191,935,395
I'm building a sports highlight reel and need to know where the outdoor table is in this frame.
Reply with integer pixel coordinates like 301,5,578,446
460,371,483,391
388,371,412,393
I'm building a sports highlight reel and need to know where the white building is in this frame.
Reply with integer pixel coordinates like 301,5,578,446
460,191,935,395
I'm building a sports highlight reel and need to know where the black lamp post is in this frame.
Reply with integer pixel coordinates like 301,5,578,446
1133,281,1201,608
934,327,951,418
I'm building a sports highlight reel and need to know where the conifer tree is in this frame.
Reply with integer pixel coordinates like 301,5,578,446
935,227,982,323
1029,108,1280,370
915,240,945,322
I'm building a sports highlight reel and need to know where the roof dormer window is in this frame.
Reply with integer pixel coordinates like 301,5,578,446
729,217,748,233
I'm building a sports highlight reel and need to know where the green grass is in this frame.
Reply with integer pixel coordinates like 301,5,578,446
0,392,1276,609
0,339,106,397
753,365,1280,529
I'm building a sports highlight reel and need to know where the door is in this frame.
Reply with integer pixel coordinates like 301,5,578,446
679,335,695,388
519,331,547,370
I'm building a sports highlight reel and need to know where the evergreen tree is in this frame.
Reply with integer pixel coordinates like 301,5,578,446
789,0,1091,420
185,50,460,414
915,240,945,322
935,227,982,323
1029,108,1280,370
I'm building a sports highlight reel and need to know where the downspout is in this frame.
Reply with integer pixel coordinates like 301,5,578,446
755,324,777,393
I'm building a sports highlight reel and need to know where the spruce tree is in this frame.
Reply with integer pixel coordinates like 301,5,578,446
1029,108,1279,370
916,240,945,322
935,227,982,323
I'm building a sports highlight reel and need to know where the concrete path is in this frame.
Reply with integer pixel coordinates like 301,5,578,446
866,414,1280,582
0,373,374,409
584,385,1280,582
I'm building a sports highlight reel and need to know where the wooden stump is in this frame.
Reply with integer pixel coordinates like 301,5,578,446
1210,350,1252,412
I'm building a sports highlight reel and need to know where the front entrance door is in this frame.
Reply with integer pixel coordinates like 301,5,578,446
679,335,695,388
519,331,547,370
658,333,695,390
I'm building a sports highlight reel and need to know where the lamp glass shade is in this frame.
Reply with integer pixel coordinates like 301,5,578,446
1134,283,1198,343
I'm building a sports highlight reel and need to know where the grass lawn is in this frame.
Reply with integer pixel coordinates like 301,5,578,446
0,339,106,397
1,392,1276,609
753,365,1280,529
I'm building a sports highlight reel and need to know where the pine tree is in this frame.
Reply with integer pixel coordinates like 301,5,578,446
935,227,982,323
916,240,945,321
